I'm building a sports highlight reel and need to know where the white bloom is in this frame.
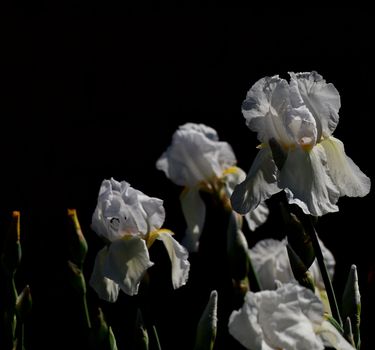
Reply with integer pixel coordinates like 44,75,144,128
156,123,268,252
249,238,335,292
229,282,355,350
89,178,190,300
231,72,370,217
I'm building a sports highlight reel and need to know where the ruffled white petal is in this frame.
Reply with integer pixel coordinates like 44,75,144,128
179,122,219,141
290,71,340,139
156,126,236,187
155,233,190,289
231,147,281,214
92,178,167,241
280,145,340,216
258,283,324,350
321,136,371,197
228,292,269,350
229,283,325,350
317,320,356,350
284,103,317,148
249,239,294,290
242,75,283,143
263,302,324,350
89,247,120,302
103,236,154,296
180,188,206,252
138,194,165,232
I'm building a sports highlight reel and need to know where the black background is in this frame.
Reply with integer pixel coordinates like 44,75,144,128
2,4,375,350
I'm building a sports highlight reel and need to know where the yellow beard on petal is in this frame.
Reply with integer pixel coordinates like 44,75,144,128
146,228,174,249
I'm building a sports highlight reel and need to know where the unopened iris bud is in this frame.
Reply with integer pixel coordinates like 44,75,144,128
194,290,218,350
342,264,361,348
67,209,88,268
16,285,32,322
286,244,315,292
281,206,315,270
227,212,249,281
134,309,149,350
1,211,22,275
89,307,118,350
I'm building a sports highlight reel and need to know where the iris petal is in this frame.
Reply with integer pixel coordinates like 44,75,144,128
321,136,371,197
103,236,154,296
231,147,281,214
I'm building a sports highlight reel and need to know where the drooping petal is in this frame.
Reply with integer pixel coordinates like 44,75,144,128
222,166,269,230
290,71,341,139
228,292,269,350
321,136,371,197
155,233,190,289
231,147,281,215
244,202,269,231
280,145,340,216
180,188,206,252
89,247,120,302
103,236,154,296
317,320,356,350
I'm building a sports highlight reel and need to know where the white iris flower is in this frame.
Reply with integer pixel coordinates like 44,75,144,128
229,282,355,350
89,178,190,301
231,72,370,217
156,123,268,252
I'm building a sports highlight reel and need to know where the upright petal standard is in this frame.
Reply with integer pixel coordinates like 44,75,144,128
231,72,370,217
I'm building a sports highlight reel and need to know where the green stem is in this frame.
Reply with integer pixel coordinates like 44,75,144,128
150,325,162,350
82,294,92,330
305,217,343,328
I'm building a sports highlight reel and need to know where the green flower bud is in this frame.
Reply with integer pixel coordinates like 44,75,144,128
67,209,88,268
194,290,218,350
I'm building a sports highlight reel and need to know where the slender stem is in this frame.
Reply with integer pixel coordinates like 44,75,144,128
305,217,343,328
82,294,92,330
151,325,162,350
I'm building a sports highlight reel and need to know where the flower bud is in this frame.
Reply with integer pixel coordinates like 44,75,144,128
194,290,218,350
67,209,88,268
